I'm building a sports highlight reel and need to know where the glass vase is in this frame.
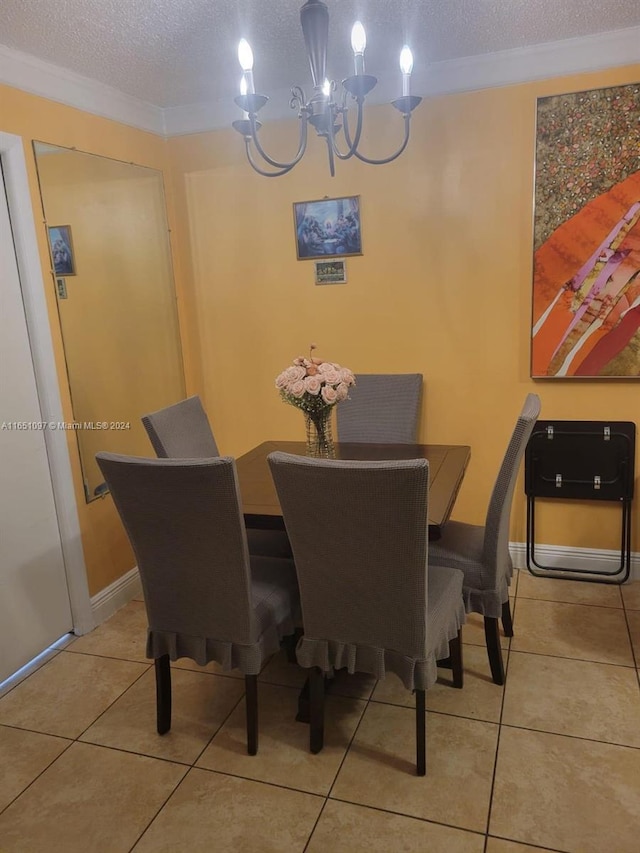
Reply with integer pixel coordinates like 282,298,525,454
304,408,335,458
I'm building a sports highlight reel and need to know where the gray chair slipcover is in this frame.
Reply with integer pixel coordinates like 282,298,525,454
429,393,541,684
142,395,220,458
142,396,292,559
268,451,465,775
96,451,300,754
337,373,423,443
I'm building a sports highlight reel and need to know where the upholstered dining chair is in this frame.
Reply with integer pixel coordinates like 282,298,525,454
428,393,541,685
336,373,423,443
142,396,292,559
96,452,300,755
142,395,220,458
268,452,465,776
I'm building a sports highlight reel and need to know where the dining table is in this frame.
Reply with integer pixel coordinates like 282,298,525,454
235,440,471,540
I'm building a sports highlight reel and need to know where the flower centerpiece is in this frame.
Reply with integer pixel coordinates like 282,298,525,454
275,344,355,457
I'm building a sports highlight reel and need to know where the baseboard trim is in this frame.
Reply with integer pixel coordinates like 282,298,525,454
90,566,142,628
510,541,639,582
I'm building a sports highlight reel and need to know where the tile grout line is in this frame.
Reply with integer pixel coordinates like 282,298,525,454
326,792,490,840
125,762,190,853
0,732,76,819
496,721,640,751
482,594,516,850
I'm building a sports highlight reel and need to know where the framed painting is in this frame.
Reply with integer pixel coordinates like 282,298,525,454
293,195,362,260
47,225,76,276
530,83,640,378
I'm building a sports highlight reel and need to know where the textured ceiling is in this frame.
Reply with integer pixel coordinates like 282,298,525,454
1,0,639,109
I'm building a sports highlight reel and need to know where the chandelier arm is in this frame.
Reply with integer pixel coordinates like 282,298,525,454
248,108,310,171
244,139,297,177
331,98,364,160
351,113,412,165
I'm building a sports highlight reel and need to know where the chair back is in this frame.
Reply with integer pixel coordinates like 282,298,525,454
142,396,219,458
482,393,541,580
268,452,429,659
96,453,256,648
336,373,422,443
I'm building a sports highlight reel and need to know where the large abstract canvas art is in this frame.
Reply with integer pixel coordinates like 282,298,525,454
531,83,640,378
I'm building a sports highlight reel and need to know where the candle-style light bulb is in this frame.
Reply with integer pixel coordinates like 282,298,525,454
322,78,331,98
239,76,249,118
351,21,366,75
238,38,255,93
399,46,413,97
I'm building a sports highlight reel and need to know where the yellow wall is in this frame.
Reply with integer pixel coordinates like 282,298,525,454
168,63,640,555
0,83,188,595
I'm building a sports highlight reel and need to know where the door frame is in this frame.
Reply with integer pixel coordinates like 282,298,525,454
1,131,93,635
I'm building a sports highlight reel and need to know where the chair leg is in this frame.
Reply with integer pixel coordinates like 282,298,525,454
309,667,325,754
484,617,505,685
501,599,514,637
283,628,303,664
155,655,171,735
245,674,258,755
415,689,426,776
449,629,464,689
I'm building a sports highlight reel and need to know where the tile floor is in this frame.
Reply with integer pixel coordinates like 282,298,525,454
1,571,639,852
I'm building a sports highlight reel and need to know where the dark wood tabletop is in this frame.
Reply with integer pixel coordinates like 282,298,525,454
235,441,471,537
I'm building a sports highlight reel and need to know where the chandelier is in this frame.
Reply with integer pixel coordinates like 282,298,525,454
232,0,422,177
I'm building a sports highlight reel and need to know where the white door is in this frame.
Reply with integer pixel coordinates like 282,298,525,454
0,161,73,682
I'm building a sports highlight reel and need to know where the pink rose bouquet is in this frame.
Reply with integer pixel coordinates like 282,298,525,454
275,344,355,417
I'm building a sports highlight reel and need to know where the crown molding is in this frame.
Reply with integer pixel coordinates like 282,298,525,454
0,43,165,135
1,27,638,139
420,24,640,98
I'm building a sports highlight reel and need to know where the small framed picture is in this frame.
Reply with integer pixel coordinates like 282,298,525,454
56,277,68,299
293,195,362,260
47,225,76,276
314,258,347,285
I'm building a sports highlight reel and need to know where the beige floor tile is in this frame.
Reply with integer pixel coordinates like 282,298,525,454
502,651,640,746
622,580,640,610
0,741,186,853
463,611,510,650
68,600,149,662
0,725,71,811
80,668,244,764
307,800,485,853
0,651,148,738
510,598,634,666
517,571,623,608
372,644,507,723
132,767,322,853
331,703,498,832
198,682,365,795
490,726,640,853
486,839,559,853
627,610,640,665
